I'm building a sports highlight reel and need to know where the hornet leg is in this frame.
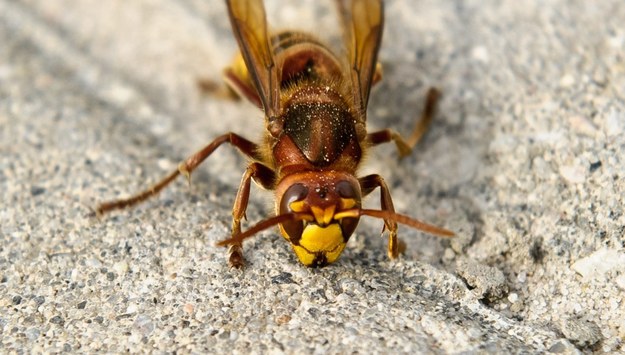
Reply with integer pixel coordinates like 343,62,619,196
359,174,405,259
366,88,440,157
228,162,275,268
97,132,260,214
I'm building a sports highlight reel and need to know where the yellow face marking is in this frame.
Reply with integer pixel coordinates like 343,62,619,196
310,205,336,225
292,245,316,266
310,206,324,224
334,210,360,220
292,223,347,266
289,200,307,213
340,198,357,210
300,224,343,253
322,205,335,225
324,242,346,264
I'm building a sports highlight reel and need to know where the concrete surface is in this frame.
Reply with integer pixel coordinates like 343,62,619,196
1,0,624,353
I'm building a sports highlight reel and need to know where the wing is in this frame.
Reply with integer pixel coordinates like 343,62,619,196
226,0,280,119
336,0,384,119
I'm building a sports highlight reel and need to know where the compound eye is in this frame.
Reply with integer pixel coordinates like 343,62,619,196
279,184,309,242
336,180,361,209
280,183,308,214
336,180,358,199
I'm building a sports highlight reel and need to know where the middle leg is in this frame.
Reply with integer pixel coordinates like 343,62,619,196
359,174,405,259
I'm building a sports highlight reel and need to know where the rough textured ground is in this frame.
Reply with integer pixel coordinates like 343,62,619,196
1,0,624,353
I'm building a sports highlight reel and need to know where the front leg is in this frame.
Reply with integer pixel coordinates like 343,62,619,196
97,132,260,214
358,174,404,259
228,162,275,268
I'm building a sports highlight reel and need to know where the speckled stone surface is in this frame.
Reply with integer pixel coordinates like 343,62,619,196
1,0,624,353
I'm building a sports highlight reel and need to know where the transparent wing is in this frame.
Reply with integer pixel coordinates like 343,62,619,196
226,0,280,118
336,0,384,118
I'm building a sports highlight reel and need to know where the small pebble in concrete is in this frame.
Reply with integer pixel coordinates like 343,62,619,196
559,317,602,349
456,258,508,302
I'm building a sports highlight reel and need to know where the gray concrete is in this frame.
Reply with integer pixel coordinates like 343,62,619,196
1,0,624,353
